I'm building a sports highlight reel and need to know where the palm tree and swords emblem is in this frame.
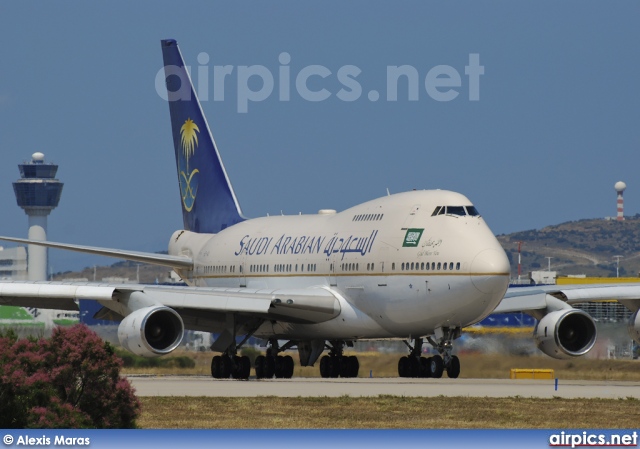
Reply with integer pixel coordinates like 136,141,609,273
179,118,200,212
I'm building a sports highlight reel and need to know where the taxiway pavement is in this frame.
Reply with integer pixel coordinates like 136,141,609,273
128,376,640,399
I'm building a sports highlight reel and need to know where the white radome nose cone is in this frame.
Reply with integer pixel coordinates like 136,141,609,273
471,248,510,294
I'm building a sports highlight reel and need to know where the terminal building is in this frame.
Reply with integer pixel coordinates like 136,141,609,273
0,246,27,280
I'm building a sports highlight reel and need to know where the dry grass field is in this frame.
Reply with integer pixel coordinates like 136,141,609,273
137,396,640,428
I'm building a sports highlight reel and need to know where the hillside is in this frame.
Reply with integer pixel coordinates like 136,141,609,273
51,216,640,282
498,215,640,278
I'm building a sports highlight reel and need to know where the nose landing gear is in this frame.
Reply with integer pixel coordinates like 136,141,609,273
398,327,461,379
427,327,461,379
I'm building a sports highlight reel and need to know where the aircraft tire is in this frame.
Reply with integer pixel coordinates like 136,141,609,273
446,355,460,379
339,356,350,378
211,356,221,378
430,355,444,379
216,355,231,379
398,356,409,377
255,355,266,379
274,356,283,378
231,355,241,379
419,357,430,378
319,355,330,378
230,355,240,379
329,356,340,378
347,356,359,378
282,355,294,378
408,356,421,378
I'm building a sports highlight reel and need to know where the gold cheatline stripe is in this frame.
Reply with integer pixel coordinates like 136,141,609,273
193,272,510,280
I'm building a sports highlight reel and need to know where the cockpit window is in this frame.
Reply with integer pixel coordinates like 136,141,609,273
433,205,480,217
447,206,466,216
465,206,480,216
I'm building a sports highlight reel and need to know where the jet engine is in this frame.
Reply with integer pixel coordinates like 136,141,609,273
628,310,640,345
117,306,184,357
533,309,597,359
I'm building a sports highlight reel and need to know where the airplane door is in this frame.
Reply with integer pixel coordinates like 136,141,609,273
240,256,247,287
377,246,390,289
379,246,389,275
330,253,338,287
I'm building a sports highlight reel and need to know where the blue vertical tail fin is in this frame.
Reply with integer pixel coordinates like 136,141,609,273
161,39,245,234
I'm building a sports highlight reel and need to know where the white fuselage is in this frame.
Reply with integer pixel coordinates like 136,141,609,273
168,190,510,341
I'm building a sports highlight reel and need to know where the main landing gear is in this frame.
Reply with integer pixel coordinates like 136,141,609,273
211,339,296,380
319,341,359,378
397,329,461,379
254,339,295,379
210,317,261,380
211,354,251,380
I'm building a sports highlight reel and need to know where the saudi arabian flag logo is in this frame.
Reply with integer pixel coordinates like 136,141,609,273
403,228,424,247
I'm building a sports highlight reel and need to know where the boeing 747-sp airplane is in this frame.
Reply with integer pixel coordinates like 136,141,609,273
2,39,640,380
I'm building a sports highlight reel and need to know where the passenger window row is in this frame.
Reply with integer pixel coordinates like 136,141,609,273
340,262,359,271
398,261,461,271
204,265,236,274
204,260,462,276
272,263,317,273
250,264,270,273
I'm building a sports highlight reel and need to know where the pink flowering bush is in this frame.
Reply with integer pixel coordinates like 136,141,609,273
0,325,140,428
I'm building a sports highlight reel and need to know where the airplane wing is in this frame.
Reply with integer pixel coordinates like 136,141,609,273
0,281,341,325
494,283,640,314
0,236,193,269
489,283,640,360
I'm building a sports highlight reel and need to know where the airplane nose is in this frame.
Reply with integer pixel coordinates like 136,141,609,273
470,248,510,295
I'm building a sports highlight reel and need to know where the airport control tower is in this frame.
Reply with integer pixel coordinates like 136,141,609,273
13,152,64,280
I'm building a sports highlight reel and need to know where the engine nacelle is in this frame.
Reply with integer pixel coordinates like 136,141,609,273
628,310,640,345
534,309,597,359
117,306,184,357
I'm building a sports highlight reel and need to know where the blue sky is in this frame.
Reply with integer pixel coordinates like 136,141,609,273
0,2,639,272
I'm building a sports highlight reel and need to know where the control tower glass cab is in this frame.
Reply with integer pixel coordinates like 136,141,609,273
14,152,63,210
12,152,64,281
